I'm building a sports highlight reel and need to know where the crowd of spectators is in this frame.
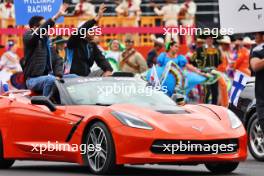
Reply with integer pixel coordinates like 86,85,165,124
0,0,260,108
0,0,197,22
0,0,15,19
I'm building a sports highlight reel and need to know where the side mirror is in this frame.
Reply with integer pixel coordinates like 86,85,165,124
31,96,57,112
171,94,185,106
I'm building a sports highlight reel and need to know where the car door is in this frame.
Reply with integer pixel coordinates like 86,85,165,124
8,98,75,157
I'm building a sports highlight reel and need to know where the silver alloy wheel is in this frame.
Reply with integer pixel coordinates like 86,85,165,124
250,118,264,158
87,126,108,172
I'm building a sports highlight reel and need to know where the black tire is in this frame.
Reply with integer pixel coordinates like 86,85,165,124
0,133,15,169
205,162,239,174
83,122,116,175
247,113,264,161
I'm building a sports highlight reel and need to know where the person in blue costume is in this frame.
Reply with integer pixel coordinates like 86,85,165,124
147,41,207,98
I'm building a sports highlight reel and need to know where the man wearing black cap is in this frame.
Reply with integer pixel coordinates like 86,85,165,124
250,31,264,133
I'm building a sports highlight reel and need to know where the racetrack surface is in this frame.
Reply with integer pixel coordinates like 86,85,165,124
0,155,262,176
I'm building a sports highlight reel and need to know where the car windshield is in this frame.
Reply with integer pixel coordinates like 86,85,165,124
65,79,177,107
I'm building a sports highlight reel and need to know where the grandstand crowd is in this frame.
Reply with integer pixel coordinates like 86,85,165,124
0,0,260,107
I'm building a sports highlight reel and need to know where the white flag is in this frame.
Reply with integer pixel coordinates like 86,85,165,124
160,61,173,85
149,65,161,88
229,71,249,106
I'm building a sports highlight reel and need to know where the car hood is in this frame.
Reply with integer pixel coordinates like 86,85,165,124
109,104,232,138
66,103,234,138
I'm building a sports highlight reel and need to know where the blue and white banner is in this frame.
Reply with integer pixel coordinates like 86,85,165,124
14,0,63,25
229,71,249,106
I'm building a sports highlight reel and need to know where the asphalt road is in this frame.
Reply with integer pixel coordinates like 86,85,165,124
0,155,262,176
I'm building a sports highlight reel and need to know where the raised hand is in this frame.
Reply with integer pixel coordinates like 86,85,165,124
53,3,69,21
58,3,70,17
95,3,107,22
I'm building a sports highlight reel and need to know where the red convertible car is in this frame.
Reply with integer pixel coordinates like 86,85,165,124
0,76,247,175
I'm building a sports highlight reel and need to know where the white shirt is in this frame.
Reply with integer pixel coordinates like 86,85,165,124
75,2,96,17
0,3,15,19
180,1,197,26
252,43,264,52
154,3,181,27
116,0,141,21
0,51,22,73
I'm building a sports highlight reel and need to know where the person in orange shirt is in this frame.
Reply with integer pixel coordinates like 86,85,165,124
216,36,233,107
233,37,255,76
217,36,232,76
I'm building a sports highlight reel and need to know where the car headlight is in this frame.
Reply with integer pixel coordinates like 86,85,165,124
111,111,153,130
227,110,242,129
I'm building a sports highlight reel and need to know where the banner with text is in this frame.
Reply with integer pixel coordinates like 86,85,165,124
14,0,63,25
219,0,264,33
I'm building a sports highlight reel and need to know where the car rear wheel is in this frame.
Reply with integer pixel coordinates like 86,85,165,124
83,122,116,175
0,133,15,169
247,113,264,161
205,162,239,174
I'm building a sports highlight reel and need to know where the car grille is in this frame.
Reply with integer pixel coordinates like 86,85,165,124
151,139,239,155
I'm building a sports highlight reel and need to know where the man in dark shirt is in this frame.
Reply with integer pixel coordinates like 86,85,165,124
191,36,222,69
23,4,69,96
191,36,222,105
147,37,164,68
250,32,264,133
66,4,113,77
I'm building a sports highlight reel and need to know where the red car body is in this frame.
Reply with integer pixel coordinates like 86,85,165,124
0,93,247,162
0,77,247,174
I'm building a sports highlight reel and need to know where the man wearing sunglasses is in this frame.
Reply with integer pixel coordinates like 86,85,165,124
120,34,147,73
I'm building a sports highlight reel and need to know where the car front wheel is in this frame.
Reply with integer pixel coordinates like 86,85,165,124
247,113,264,161
83,122,116,175
205,162,239,174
